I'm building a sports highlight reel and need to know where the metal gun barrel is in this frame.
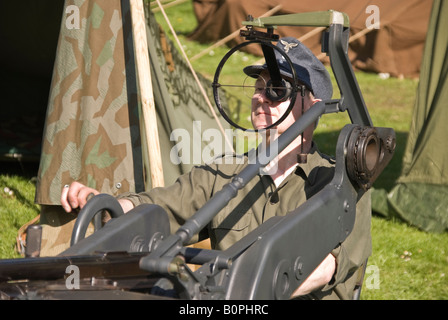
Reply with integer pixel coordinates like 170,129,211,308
0,252,149,282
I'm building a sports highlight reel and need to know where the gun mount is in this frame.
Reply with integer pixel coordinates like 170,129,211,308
0,11,395,300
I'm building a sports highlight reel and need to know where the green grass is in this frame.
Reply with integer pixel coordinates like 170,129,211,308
0,171,40,259
364,217,448,299
0,1,446,300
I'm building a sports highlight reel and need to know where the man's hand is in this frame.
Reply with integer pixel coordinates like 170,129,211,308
291,253,336,298
61,182,135,214
61,182,99,213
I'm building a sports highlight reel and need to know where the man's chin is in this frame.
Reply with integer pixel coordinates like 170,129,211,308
252,121,274,131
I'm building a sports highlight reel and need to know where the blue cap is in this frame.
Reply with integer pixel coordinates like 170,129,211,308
243,37,333,101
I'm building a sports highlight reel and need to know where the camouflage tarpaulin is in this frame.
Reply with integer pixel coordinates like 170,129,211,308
35,0,143,204
34,0,231,255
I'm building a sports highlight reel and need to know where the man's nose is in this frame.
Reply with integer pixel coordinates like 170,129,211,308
256,90,273,104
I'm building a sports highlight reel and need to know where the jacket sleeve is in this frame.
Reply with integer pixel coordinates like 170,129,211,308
322,190,372,298
116,164,218,243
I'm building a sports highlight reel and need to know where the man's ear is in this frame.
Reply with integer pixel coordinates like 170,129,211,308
310,97,321,106
309,97,322,129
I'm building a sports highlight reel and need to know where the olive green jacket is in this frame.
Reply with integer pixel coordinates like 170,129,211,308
119,144,371,299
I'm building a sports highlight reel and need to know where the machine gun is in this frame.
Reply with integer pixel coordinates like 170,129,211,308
0,11,395,300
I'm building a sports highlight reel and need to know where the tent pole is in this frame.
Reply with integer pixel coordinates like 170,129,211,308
151,0,189,13
130,0,165,188
155,0,234,152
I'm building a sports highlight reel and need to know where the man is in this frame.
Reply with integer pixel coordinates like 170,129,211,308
61,37,371,299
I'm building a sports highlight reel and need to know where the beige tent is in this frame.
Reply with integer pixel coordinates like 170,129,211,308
189,0,432,78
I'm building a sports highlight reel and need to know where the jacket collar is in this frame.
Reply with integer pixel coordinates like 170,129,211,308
295,142,335,185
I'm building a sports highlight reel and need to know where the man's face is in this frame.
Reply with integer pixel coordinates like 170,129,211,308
251,71,305,134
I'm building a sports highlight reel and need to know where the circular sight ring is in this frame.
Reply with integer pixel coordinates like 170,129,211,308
212,40,299,132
